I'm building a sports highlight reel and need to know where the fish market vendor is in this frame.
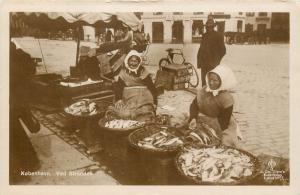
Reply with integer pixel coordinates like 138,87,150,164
109,50,157,122
188,65,241,147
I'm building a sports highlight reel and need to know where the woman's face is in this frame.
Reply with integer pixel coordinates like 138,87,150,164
208,72,221,90
128,56,140,69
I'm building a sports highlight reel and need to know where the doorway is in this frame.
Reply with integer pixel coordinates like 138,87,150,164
172,21,183,43
152,22,164,43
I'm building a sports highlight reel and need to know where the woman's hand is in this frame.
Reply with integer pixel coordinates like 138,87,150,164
189,118,197,130
115,100,124,110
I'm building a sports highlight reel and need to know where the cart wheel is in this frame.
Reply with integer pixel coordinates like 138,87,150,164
158,58,170,70
185,63,199,88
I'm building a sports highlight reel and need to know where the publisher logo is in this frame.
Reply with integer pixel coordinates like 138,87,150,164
263,159,286,183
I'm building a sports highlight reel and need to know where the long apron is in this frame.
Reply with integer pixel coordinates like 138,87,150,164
122,86,155,123
197,113,240,148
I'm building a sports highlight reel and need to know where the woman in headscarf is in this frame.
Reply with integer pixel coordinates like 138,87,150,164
109,50,157,122
188,64,240,147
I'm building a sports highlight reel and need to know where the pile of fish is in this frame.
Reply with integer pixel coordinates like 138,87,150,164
104,119,144,129
138,130,184,150
178,147,254,183
185,124,220,146
65,99,98,116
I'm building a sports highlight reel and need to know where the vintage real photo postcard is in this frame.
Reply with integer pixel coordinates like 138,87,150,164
1,0,300,195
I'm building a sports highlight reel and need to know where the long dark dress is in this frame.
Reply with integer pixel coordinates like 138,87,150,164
197,30,226,86
9,43,40,183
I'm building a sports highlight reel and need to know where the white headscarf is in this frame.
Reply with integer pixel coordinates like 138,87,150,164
124,50,142,74
205,65,237,96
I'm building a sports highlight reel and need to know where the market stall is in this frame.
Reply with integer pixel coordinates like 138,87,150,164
10,12,144,152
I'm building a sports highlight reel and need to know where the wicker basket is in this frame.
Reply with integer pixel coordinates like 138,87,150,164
98,117,145,135
128,124,185,184
64,103,104,128
97,117,144,164
128,125,183,157
175,145,260,185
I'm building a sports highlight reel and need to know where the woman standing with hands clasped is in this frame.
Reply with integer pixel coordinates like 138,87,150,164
188,64,241,148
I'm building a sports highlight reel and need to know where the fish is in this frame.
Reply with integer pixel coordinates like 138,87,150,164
189,132,205,144
179,147,254,183
206,127,220,140
198,131,211,145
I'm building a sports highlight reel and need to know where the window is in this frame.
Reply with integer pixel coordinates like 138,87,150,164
192,20,204,35
153,12,163,15
259,12,268,17
152,22,164,43
246,12,255,17
237,20,243,32
173,12,183,15
193,12,204,15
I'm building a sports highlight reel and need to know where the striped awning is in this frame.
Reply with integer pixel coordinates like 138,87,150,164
11,12,143,31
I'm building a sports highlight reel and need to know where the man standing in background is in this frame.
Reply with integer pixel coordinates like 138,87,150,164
197,15,226,86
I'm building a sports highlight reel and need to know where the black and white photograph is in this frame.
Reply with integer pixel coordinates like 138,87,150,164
3,6,296,190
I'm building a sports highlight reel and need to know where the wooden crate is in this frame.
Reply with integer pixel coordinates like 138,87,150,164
161,64,190,77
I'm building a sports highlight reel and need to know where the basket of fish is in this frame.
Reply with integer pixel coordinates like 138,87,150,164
128,125,184,155
97,118,146,167
98,118,145,134
183,122,221,147
175,145,260,185
64,99,100,118
129,125,185,184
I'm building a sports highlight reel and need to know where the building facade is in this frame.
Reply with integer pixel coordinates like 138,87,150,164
245,12,272,33
141,12,272,43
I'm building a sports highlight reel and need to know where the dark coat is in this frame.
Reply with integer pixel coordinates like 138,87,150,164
197,31,226,69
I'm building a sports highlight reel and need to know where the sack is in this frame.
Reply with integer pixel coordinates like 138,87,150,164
21,109,40,133
155,70,174,90
97,54,112,75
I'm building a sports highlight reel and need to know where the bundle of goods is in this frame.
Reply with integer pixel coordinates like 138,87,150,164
64,99,98,116
137,129,184,150
104,119,144,130
176,146,259,184
184,123,220,146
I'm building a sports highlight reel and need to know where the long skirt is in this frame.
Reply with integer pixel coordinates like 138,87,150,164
107,86,155,123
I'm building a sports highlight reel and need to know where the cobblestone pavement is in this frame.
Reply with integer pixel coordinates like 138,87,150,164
223,44,289,158
146,43,289,158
